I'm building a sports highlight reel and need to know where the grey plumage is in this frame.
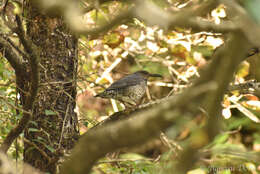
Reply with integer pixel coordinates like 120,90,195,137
95,71,162,107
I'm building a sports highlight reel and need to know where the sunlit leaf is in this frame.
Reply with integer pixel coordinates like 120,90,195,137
169,44,188,59
90,10,107,26
191,45,214,59
236,61,250,78
103,32,123,48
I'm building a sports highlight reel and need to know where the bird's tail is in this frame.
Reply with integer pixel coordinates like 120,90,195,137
94,92,105,98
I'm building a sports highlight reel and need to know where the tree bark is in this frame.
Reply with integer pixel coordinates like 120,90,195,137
23,2,79,173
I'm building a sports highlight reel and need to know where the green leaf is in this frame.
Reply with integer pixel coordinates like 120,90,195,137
191,45,214,59
204,133,229,149
28,128,40,133
227,117,250,130
213,133,229,144
45,110,56,115
135,54,148,60
103,33,121,45
219,170,231,174
32,138,46,145
45,145,55,153
29,121,38,127
84,121,89,127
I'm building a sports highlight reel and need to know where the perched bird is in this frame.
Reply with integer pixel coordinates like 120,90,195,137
95,71,162,107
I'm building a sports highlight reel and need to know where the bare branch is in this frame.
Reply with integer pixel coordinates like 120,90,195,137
1,34,28,58
174,32,251,174
0,37,24,74
134,0,237,33
14,15,39,109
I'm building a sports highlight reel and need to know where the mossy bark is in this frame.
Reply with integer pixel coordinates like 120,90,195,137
23,2,79,173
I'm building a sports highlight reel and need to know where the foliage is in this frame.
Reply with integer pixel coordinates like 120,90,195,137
0,0,260,174
0,57,23,159
76,1,260,174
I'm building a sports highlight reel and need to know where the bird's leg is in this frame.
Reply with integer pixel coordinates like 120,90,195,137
119,97,136,106
119,101,134,113
135,98,144,107
145,86,152,101
118,97,138,111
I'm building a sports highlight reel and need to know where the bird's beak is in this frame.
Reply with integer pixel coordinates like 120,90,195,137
149,73,163,78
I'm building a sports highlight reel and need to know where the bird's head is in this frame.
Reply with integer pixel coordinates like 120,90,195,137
134,70,162,79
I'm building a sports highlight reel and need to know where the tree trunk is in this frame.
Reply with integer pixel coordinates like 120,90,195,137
23,2,79,173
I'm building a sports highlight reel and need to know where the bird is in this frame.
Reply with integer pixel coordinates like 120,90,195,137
95,71,162,108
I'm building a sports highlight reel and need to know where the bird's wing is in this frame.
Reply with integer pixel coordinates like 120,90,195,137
106,75,144,90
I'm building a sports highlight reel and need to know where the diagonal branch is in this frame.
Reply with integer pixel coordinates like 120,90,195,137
60,81,217,174
134,0,237,33
60,32,253,174
14,15,39,110
0,37,24,74
174,32,251,174
0,16,39,153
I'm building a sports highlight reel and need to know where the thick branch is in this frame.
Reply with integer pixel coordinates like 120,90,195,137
221,0,260,47
61,31,251,174
60,82,216,174
79,0,230,36
175,32,251,173
134,0,237,33
199,32,251,139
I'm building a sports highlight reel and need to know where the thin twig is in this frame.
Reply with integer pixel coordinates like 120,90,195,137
58,103,71,148
0,33,28,59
